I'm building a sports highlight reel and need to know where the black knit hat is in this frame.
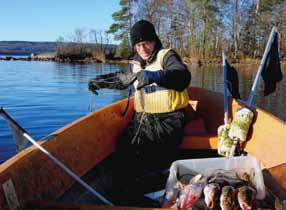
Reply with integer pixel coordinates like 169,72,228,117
130,20,159,47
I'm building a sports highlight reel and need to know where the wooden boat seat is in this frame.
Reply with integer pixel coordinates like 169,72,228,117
180,133,217,149
180,102,218,150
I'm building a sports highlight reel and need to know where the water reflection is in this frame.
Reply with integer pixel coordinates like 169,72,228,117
0,61,129,162
0,61,285,163
188,63,286,121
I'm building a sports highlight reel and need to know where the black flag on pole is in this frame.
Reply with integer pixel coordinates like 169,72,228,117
261,32,283,96
225,60,241,99
0,108,29,152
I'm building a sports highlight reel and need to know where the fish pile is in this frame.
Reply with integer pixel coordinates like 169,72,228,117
162,169,259,210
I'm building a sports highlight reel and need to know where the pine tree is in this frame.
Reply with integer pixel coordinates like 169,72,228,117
107,0,134,58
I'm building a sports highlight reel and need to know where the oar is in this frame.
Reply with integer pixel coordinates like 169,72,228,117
0,107,113,206
228,27,277,152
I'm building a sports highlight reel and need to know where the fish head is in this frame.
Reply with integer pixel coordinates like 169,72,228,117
220,186,235,210
204,183,220,209
177,174,206,210
179,193,197,210
237,186,256,210
240,202,252,210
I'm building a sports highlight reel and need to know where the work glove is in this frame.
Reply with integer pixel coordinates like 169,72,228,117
88,72,137,94
88,72,115,94
136,70,163,90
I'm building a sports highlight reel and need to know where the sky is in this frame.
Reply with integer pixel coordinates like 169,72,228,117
0,0,120,43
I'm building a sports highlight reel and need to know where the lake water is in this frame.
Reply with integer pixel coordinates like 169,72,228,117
0,60,285,163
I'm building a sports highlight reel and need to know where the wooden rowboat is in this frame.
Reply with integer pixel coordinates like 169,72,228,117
0,86,285,210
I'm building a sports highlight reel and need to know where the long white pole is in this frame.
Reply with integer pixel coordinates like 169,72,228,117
0,108,113,206
246,26,277,107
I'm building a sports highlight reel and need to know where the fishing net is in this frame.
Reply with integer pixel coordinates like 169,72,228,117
217,107,254,157
228,107,254,142
117,110,186,164
88,71,137,94
217,124,233,157
88,71,137,115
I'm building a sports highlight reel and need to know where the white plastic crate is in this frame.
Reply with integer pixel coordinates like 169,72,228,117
165,155,266,200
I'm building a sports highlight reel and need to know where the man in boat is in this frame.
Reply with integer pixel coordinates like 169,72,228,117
89,20,191,205
117,19,191,170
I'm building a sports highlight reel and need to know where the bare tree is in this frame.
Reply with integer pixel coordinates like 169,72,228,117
89,29,112,62
233,0,239,58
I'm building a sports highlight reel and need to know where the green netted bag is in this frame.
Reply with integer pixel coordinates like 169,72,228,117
228,108,254,142
217,124,233,157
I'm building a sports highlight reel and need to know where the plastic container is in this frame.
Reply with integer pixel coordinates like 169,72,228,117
165,155,266,200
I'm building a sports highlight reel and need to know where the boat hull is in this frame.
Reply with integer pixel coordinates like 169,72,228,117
0,87,285,209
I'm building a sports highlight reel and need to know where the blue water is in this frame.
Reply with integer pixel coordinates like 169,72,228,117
0,61,285,163
0,61,129,163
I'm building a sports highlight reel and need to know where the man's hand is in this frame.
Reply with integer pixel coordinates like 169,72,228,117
88,70,163,94
136,70,162,90
88,79,100,95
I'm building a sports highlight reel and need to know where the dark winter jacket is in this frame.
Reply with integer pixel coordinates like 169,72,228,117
132,49,191,92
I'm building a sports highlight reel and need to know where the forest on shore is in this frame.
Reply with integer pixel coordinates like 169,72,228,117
4,1,285,63
105,0,286,61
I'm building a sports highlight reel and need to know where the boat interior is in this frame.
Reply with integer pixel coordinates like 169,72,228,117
1,87,286,210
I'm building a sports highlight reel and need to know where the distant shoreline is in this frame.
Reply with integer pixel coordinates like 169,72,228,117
0,54,130,64
1,53,285,65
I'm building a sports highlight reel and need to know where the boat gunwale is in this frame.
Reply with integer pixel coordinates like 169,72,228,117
0,87,286,209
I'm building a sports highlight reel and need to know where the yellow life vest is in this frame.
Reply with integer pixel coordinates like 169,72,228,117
133,48,189,113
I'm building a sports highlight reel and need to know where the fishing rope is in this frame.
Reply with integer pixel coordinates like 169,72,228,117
89,71,147,142
88,91,95,112
130,87,148,144
131,111,146,144
120,86,132,116
91,79,121,87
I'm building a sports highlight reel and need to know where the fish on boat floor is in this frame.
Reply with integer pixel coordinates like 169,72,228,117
59,149,218,207
23,149,278,210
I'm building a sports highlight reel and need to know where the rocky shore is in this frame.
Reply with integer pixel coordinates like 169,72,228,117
1,54,284,65
0,54,130,64
0,53,56,62
0,54,216,65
